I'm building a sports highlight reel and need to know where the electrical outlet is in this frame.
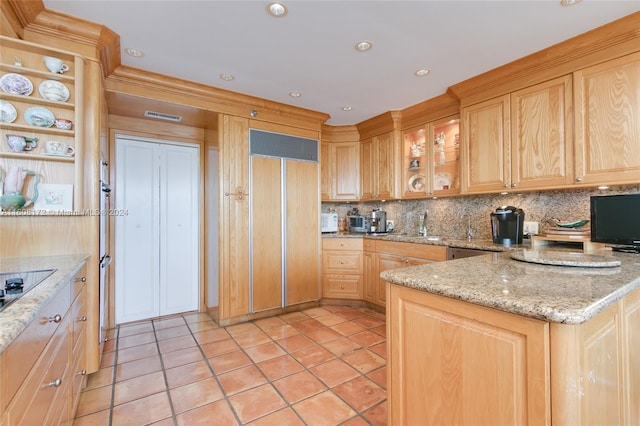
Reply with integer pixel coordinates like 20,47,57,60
523,221,539,235
386,220,395,231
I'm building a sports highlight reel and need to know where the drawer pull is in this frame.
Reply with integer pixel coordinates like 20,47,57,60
75,276,87,283
339,259,345,264
76,370,87,376
76,316,87,322
46,378,62,388
48,314,62,323
339,242,345,247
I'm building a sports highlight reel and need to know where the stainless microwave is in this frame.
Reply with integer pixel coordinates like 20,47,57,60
348,215,371,233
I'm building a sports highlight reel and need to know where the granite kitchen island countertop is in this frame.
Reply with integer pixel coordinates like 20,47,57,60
0,254,89,353
381,249,640,324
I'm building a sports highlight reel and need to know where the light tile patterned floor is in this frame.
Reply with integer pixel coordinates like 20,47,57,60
73,305,387,425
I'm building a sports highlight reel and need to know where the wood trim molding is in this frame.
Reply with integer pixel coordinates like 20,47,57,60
1,2,120,76
356,110,402,140
449,11,640,106
321,124,360,143
400,92,460,130
105,66,330,130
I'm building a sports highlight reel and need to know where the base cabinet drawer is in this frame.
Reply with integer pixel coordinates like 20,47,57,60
322,274,363,299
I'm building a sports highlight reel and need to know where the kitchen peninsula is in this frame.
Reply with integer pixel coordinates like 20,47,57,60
381,249,640,425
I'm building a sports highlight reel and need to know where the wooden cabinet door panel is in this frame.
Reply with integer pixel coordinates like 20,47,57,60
462,95,511,193
375,132,395,200
360,138,374,200
574,52,640,186
511,75,574,189
388,285,550,425
322,274,362,299
320,141,331,200
333,142,360,200
363,251,376,303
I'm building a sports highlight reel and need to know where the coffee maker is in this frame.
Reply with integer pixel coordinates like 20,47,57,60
370,208,387,233
490,206,525,245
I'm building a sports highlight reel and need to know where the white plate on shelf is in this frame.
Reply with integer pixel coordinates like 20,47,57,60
0,73,33,96
434,172,452,190
24,106,55,127
408,174,426,192
38,80,70,102
0,100,17,123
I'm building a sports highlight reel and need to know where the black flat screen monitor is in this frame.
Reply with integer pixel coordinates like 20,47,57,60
590,193,640,250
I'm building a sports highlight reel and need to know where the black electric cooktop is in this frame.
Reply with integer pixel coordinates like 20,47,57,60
0,269,55,313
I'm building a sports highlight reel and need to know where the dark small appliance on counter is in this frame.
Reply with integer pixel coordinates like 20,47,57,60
591,193,640,252
490,206,525,245
348,215,371,233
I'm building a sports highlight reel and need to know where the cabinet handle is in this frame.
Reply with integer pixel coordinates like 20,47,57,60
46,378,62,388
76,316,87,322
511,183,517,188
48,314,62,323
503,183,510,188
76,370,87,376
75,276,87,283
224,187,247,200
340,285,344,289
339,242,344,247
339,259,345,264
576,176,583,182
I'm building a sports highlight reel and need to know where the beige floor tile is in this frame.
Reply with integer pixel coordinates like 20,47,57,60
225,322,260,337
366,366,387,389
341,416,371,426
118,322,154,338
155,325,191,341
115,355,163,382
275,334,315,352
187,320,219,333
165,360,213,389
342,348,386,373
193,327,230,344
111,392,172,425
243,341,286,363
75,386,113,417
330,321,366,337
117,342,159,364
370,324,386,337
272,371,326,404
278,311,310,323
247,407,304,426
85,366,113,390
363,400,387,426
148,418,176,426
208,350,253,374
352,315,385,329
256,354,304,381
253,315,287,330
310,358,360,388
153,316,186,330
290,318,324,333
232,329,272,348
322,337,363,357
157,334,197,353
170,377,224,414
228,384,287,424
333,376,386,412
292,390,356,426
161,346,204,369
218,364,268,395
349,330,385,347
117,331,156,349
303,307,334,318
369,341,387,359
314,313,348,327
263,324,302,340
305,326,342,344
290,345,335,368
182,312,214,324
72,408,110,426
176,400,238,426
113,371,167,405
200,337,240,358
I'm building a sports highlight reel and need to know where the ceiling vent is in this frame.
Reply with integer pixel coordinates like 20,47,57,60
144,110,183,122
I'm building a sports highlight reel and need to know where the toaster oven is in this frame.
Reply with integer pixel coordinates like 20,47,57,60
348,215,371,233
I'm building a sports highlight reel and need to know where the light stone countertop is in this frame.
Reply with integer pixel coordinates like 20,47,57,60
323,232,511,251
380,249,640,324
0,254,89,353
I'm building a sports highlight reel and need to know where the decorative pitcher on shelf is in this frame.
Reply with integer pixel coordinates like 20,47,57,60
0,166,39,211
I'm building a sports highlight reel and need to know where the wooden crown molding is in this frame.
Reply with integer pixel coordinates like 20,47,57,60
106,66,330,130
2,1,120,76
356,110,402,140
449,11,640,106
321,124,360,143
400,92,460,130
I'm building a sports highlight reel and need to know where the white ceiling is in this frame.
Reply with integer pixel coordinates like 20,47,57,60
43,1,640,125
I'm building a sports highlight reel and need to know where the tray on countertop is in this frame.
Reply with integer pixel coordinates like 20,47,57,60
510,249,621,268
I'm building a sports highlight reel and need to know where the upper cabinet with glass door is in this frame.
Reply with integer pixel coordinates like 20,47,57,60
402,116,460,198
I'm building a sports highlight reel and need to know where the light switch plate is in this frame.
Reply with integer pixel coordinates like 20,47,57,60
523,221,539,235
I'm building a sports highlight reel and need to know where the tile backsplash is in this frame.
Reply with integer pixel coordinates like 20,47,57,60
323,185,640,240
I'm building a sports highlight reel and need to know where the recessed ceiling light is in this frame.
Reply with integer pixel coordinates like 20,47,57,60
266,2,288,17
289,91,302,98
219,73,235,81
342,106,353,111
415,68,431,77
354,40,372,52
125,48,144,58
560,0,582,5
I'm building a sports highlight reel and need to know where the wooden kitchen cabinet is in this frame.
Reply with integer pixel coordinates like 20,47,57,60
1,262,88,426
402,116,460,198
573,52,640,187
321,125,360,201
364,241,446,308
360,131,396,201
322,238,363,300
462,75,573,193
387,284,551,425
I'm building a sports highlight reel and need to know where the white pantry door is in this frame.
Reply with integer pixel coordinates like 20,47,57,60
115,136,200,324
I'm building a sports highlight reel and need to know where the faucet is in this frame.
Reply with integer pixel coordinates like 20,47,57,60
467,215,473,241
418,211,427,236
